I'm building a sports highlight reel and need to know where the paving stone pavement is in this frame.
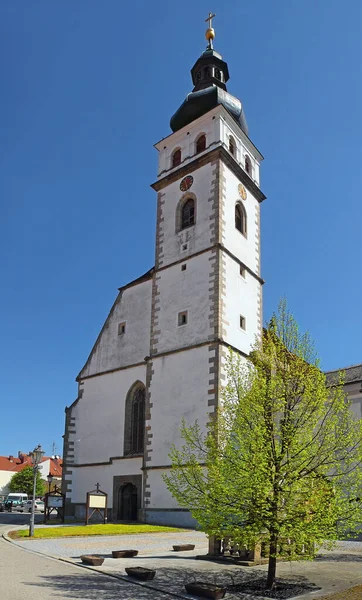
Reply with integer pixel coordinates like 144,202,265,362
319,585,362,600
7,530,362,600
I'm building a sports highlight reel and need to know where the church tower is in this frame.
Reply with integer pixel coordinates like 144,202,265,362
62,15,265,525
143,16,265,525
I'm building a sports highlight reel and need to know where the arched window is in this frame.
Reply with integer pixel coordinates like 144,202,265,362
181,198,195,230
124,383,145,455
172,148,181,168
215,68,221,80
235,203,247,236
245,155,252,175
195,134,206,154
229,136,235,156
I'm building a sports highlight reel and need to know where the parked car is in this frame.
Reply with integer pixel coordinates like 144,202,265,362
19,500,45,513
0,501,5,512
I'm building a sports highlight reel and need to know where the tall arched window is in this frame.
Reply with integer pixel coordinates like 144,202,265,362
124,383,145,455
245,155,252,175
229,136,235,156
181,198,195,230
195,134,206,154
172,148,181,168
235,203,247,236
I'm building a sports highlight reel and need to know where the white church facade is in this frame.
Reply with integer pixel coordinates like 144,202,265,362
62,26,266,525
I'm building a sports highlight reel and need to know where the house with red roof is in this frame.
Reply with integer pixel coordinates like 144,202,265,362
0,452,62,497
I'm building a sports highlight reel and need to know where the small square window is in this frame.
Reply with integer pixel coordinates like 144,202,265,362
239,315,246,330
181,263,187,271
182,243,188,251
240,265,246,278
118,322,126,335
178,311,188,326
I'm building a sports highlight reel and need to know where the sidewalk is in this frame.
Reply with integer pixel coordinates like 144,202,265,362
4,527,362,599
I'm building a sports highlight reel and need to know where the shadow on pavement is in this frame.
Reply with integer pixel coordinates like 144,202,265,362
23,572,171,599
315,553,362,562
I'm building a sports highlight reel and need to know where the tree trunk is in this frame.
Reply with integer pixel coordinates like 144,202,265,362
266,534,278,590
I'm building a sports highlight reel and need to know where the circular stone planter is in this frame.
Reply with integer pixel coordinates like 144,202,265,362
112,550,138,558
185,582,226,599
125,567,156,581
80,555,105,566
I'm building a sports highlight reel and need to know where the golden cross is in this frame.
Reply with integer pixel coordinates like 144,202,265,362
205,12,216,29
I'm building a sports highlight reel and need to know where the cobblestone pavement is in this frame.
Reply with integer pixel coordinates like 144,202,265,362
319,585,362,600
8,530,362,599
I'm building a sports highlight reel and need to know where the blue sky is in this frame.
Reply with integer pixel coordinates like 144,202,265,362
1,0,362,456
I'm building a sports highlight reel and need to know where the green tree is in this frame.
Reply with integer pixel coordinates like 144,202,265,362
8,466,45,497
164,300,362,590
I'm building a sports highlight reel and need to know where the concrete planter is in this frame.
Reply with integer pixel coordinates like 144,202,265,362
112,549,138,558
125,567,156,581
80,555,104,566
185,582,226,599
173,544,195,551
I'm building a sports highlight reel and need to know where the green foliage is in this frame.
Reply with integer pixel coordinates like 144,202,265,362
163,299,362,588
8,466,45,496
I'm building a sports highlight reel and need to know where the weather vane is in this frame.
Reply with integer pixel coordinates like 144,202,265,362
205,12,216,49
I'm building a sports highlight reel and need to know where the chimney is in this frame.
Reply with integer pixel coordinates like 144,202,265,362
8,455,14,462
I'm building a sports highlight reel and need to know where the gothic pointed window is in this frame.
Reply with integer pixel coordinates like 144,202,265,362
245,155,252,175
229,136,235,156
195,134,206,154
235,203,247,236
124,383,145,455
181,198,195,230
172,148,181,168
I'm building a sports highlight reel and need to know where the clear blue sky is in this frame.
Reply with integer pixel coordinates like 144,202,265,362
1,0,362,456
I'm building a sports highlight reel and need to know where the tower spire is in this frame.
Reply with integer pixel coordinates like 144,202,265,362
205,12,216,49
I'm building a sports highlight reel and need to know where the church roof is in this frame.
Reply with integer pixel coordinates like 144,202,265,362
170,46,248,135
118,267,154,292
325,362,362,386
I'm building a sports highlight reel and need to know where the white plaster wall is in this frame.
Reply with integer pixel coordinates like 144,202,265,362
345,383,362,420
222,164,260,274
146,469,183,509
0,472,12,496
220,116,261,186
38,459,50,479
223,252,260,354
148,346,211,466
69,458,142,504
159,162,215,268
81,279,152,378
157,108,219,177
155,252,213,354
73,364,147,464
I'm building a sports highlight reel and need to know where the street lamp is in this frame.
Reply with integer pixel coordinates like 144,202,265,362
47,473,53,494
29,444,45,537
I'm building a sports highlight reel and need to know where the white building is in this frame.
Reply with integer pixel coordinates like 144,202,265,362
62,29,266,524
0,452,63,498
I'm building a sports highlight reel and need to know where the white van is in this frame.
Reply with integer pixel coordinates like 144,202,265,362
5,493,28,509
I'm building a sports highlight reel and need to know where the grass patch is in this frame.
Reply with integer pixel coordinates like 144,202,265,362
9,523,184,540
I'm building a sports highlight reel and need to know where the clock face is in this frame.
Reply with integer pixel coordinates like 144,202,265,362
180,175,194,192
238,183,247,200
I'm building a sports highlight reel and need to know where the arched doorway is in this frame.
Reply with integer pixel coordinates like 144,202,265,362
117,483,138,521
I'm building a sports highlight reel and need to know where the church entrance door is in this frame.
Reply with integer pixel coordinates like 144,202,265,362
118,483,138,521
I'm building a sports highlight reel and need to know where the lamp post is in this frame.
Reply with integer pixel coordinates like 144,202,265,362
29,444,45,538
47,474,53,494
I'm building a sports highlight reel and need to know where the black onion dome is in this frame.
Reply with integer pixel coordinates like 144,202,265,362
170,48,248,135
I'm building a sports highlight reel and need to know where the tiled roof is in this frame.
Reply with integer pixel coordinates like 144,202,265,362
46,457,63,478
0,455,63,477
0,456,32,472
325,363,362,386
